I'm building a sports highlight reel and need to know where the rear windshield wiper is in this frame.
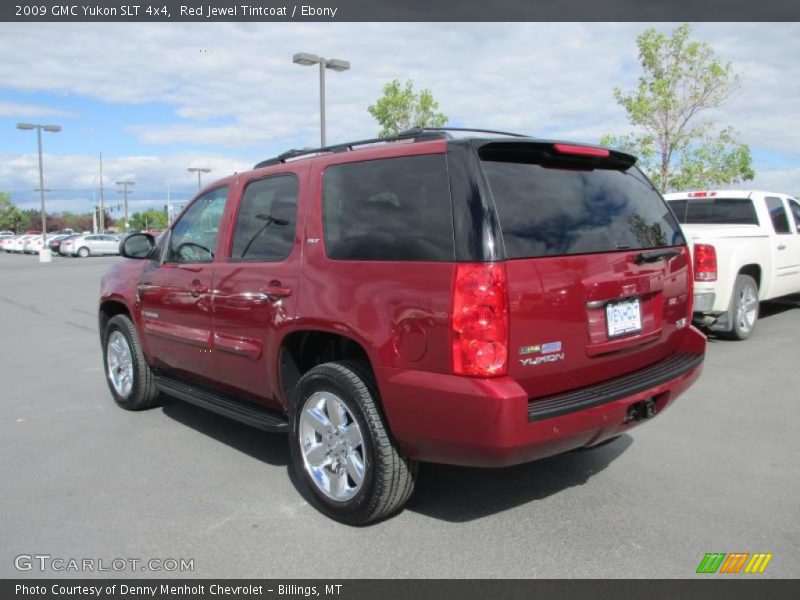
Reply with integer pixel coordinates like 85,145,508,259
634,248,681,265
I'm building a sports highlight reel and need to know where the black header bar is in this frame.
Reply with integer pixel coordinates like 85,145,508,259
4,579,800,600
2,0,800,22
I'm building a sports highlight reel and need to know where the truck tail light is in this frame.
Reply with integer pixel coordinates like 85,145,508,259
693,244,717,282
451,263,508,377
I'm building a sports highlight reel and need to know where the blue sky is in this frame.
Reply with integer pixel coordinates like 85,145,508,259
1,22,799,217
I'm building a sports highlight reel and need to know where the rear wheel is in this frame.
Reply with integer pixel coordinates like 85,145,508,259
77,246,90,258
289,361,417,525
102,314,160,410
720,274,759,340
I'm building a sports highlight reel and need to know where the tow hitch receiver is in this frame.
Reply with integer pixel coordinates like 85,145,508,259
625,398,657,423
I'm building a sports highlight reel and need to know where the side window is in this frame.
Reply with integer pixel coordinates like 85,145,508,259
765,196,791,235
789,200,800,234
230,174,298,261
167,186,228,263
322,154,454,261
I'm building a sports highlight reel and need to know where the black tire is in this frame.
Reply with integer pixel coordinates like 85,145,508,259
289,361,417,525
102,314,161,410
719,274,759,341
77,246,90,258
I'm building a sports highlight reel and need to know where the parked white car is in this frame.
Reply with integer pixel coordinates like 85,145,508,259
664,190,800,339
24,235,53,255
2,236,16,252
23,235,47,254
12,234,39,253
60,234,121,258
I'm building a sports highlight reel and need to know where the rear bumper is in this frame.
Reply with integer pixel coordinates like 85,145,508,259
693,291,717,313
378,327,706,468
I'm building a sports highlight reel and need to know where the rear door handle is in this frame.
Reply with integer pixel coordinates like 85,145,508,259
265,287,292,301
190,279,209,297
264,280,292,301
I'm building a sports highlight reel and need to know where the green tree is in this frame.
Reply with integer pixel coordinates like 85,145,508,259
0,193,25,232
21,208,41,232
601,24,755,193
129,208,168,231
367,79,448,137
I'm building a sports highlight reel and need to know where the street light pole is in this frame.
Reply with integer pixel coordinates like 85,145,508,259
98,153,105,232
36,126,45,236
187,167,211,190
116,180,134,232
16,122,61,254
293,53,351,147
88,198,98,233
319,60,326,147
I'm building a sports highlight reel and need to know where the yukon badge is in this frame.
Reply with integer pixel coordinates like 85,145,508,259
519,353,565,366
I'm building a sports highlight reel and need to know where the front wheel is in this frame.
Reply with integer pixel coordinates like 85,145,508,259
721,274,759,340
102,314,161,410
289,361,417,525
77,246,90,258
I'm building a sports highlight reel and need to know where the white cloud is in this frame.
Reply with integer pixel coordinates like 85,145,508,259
3,23,797,148
742,169,800,196
1,151,252,212
0,101,78,119
0,22,798,200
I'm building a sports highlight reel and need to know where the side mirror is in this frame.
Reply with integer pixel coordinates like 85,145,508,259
121,233,156,259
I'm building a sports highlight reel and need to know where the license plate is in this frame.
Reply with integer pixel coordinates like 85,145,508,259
606,298,642,337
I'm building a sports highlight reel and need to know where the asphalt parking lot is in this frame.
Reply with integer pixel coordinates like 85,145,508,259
1,252,798,579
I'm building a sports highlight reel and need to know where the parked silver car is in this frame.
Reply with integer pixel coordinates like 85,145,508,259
60,234,120,258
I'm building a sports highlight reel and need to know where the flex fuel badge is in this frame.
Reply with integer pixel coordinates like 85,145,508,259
519,345,542,355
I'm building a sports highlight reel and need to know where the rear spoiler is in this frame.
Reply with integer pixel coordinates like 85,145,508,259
474,140,637,170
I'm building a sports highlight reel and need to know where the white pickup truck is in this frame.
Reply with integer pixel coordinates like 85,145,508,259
664,190,800,340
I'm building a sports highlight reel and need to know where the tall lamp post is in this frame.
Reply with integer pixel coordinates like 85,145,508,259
292,53,350,147
187,167,210,190
17,122,60,260
116,180,134,232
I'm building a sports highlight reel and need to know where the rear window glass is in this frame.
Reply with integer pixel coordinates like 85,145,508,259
667,198,759,225
322,154,455,261
482,161,684,258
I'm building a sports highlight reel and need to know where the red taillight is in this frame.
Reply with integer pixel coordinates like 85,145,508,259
686,249,694,316
688,191,717,198
451,263,508,377
693,244,717,282
553,143,610,158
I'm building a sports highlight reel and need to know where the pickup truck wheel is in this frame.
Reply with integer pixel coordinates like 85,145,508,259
102,314,160,410
289,361,418,525
722,274,759,340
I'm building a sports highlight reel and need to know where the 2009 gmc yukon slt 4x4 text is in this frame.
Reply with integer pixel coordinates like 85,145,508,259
99,128,706,524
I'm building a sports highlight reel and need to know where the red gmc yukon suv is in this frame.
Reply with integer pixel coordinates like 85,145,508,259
99,128,706,524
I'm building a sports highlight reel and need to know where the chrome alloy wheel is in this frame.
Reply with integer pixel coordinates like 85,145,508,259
298,391,366,502
736,282,758,334
106,331,134,398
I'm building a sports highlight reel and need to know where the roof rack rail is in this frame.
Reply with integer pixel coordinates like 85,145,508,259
399,126,529,138
254,129,448,169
